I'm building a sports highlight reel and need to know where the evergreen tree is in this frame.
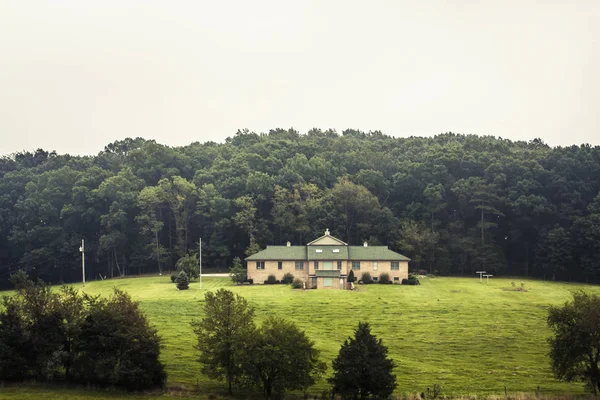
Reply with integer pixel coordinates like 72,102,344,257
329,322,397,399
229,257,246,284
347,270,356,283
175,270,189,290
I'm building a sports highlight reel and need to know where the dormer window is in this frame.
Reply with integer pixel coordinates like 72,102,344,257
316,249,323,253
333,249,340,253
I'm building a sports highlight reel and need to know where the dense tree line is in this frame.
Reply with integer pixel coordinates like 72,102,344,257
1,130,599,287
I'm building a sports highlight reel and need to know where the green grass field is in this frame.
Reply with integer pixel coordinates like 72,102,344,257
2,275,599,399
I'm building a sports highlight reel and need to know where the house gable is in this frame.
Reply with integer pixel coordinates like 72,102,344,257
306,228,348,246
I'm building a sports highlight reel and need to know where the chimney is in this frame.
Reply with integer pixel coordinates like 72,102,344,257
363,241,368,247
286,241,291,247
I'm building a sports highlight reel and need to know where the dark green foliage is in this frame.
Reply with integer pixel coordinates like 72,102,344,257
229,257,246,284
291,278,304,289
175,254,199,280
361,272,373,284
329,322,397,399
170,275,176,283
347,270,356,283
0,277,164,391
175,270,189,290
191,289,255,394
403,275,420,285
242,316,326,399
282,272,294,284
379,273,391,284
72,289,166,390
2,133,600,287
547,292,600,394
265,274,277,284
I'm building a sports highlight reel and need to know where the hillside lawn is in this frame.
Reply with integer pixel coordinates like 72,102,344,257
1,275,600,399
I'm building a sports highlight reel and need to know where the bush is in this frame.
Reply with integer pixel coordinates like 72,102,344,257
265,274,277,284
361,272,373,284
379,273,391,284
403,276,420,285
282,273,294,284
175,270,190,290
347,270,356,283
246,278,254,284
170,275,176,283
73,289,166,390
291,279,304,289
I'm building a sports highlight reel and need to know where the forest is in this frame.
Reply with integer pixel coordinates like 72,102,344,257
0,129,599,288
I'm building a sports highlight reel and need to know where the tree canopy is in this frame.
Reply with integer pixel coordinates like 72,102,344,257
1,132,600,286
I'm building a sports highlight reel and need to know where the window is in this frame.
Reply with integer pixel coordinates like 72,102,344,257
373,262,378,271
373,276,378,282
295,261,304,270
333,249,340,253
337,261,342,270
257,261,265,270
316,249,323,253
394,277,400,282
391,262,400,270
314,261,319,270
278,261,282,270
352,261,360,270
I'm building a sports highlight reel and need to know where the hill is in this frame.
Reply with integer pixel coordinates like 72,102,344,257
2,275,599,399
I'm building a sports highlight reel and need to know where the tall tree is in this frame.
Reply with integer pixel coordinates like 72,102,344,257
191,289,256,394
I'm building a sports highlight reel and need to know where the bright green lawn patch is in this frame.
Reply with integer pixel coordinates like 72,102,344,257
2,276,599,398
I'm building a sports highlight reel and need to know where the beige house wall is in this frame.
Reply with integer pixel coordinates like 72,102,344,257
309,236,346,245
247,260,309,283
348,260,409,282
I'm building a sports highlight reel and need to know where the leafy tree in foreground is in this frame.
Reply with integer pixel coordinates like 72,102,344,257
242,316,325,399
547,291,600,394
329,322,397,399
73,288,166,390
229,256,246,284
347,269,355,283
191,289,255,394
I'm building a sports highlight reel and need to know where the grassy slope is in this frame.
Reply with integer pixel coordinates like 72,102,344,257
2,276,599,399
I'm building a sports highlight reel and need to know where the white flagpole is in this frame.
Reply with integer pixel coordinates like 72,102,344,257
199,238,202,289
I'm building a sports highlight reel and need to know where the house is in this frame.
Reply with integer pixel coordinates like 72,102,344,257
245,229,410,289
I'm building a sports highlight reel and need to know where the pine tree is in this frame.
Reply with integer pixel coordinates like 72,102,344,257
347,270,355,283
229,257,246,284
329,322,396,399
175,270,189,290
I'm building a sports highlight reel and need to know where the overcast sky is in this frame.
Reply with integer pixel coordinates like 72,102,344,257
0,0,598,155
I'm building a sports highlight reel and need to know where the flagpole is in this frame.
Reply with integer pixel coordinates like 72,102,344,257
199,238,202,289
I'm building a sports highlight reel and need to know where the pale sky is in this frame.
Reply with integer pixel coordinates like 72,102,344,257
0,0,598,155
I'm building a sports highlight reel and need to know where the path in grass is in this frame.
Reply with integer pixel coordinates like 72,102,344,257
69,275,600,396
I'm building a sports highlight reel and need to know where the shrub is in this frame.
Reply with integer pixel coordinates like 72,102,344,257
73,289,166,390
379,273,391,284
282,273,294,284
402,277,420,285
170,275,176,283
291,279,304,289
246,278,254,284
418,269,428,275
347,270,356,283
265,274,277,284
401,278,409,285
361,272,373,284
175,270,190,290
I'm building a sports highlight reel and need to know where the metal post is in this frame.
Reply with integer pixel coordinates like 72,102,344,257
199,238,202,289
80,239,86,287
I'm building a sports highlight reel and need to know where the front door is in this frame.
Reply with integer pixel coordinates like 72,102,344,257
323,261,333,270
323,277,333,287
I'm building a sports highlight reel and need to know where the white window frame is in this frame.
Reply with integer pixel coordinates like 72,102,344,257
373,262,378,271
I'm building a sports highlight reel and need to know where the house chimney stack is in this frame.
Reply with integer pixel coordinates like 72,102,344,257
286,241,291,247
363,241,368,247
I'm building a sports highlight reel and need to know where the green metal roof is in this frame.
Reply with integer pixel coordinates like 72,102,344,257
348,246,411,261
245,246,306,261
245,245,410,261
